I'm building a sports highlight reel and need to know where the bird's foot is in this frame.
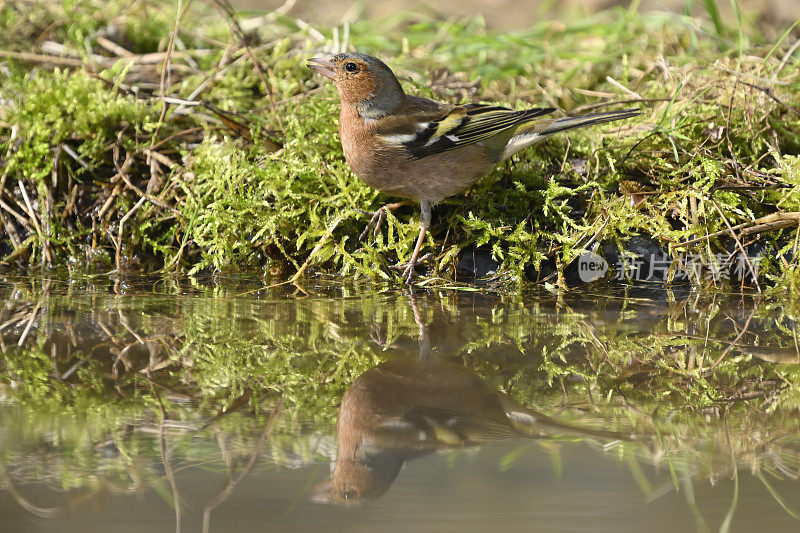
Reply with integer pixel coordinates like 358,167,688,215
359,201,409,241
359,208,387,241
391,253,433,283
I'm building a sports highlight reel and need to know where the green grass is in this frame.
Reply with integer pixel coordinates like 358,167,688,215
0,0,798,287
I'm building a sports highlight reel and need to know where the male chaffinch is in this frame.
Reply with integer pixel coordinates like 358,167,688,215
309,356,630,505
308,52,639,282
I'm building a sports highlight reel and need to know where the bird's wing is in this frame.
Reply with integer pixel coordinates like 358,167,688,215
376,103,555,160
372,406,525,447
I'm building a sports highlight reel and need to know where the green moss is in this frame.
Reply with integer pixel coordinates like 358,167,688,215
4,65,156,182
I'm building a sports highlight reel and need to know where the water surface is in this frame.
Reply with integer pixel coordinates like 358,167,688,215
1,277,798,532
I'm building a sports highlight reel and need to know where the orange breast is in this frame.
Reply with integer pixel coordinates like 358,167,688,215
339,105,379,180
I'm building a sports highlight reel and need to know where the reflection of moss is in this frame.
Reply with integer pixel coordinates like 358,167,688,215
0,279,799,507
1,1,798,283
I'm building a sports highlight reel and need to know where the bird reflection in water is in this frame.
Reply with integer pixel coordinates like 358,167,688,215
311,293,629,505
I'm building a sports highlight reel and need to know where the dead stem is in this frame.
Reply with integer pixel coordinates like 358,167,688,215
210,0,284,132
17,179,51,264
148,0,191,167
16,300,41,346
148,377,182,533
115,196,147,271
710,198,761,293
706,299,760,372
201,399,282,533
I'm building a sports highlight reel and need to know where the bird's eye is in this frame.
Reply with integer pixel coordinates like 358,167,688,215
343,490,356,500
344,62,359,72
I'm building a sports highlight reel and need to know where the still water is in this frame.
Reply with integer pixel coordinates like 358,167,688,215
1,276,799,532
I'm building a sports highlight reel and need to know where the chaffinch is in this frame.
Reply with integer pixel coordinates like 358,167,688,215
308,53,639,282
309,356,630,505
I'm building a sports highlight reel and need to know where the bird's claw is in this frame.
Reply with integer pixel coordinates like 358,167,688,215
391,253,433,283
359,202,409,241
359,207,387,241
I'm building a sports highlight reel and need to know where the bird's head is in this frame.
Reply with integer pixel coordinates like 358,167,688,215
308,52,405,119
309,452,401,506
309,460,374,507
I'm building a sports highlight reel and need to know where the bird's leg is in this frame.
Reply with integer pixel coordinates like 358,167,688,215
401,226,428,283
407,288,430,358
392,199,433,283
359,201,410,241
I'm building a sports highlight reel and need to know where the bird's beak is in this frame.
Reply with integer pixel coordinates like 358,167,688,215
309,478,333,503
307,57,336,80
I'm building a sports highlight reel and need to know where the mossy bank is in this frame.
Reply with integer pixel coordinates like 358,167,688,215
0,0,799,288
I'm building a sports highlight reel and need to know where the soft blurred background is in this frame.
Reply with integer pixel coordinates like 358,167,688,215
238,0,800,36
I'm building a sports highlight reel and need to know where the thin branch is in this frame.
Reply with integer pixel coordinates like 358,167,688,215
210,0,284,131
709,198,761,292
202,399,282,533
706,301,758,372
148,0,192,166
148,378,182,533
115,197,147,271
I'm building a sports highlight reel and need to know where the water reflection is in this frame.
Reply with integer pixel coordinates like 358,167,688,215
0,277,799,531
312,356,630,505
